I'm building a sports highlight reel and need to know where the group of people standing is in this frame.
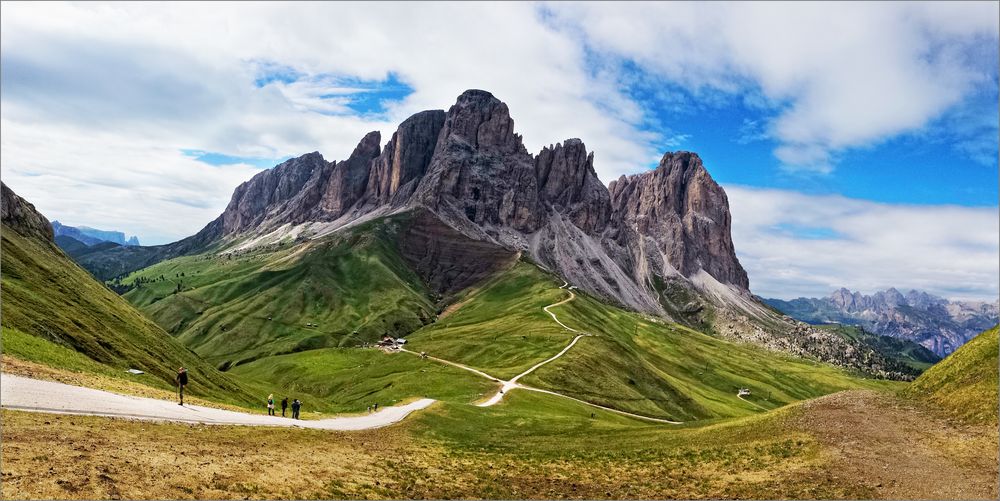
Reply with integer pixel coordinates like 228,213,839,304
267,394,301,419
175,367,302,419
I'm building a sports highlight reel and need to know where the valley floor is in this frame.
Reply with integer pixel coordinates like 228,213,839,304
2,389,995,500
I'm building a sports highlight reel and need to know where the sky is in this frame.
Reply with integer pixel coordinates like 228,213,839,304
1,1,997,301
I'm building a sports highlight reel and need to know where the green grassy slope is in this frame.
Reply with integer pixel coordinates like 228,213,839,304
404,264,576,380
121,217,436,368
1,226,256,406
230,348,498,413
407,263,897,422
524,289,899,421
905,325,998,424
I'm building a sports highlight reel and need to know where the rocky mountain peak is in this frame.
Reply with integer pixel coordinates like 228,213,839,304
364,110,446,207
535,139,610,233
769,287,999,356
219,151,329,236
320,131,381,217
439,89,525,154
165,89,751,318
608,151,749,289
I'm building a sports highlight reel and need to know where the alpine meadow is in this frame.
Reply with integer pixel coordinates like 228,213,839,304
1,2,998,500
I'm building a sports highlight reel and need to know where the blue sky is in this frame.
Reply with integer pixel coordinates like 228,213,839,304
1,2,997,300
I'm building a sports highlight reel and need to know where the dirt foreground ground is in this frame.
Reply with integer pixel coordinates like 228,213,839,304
1,390,996,499
789,390,998,500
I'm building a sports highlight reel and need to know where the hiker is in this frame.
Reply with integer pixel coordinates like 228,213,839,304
373,402,378,411
367,405,372,413
175,367,188,405
291,399,301,419
267,394,275,416
281,397,289,417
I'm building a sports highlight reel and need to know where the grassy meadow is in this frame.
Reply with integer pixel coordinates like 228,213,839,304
120,217,435,368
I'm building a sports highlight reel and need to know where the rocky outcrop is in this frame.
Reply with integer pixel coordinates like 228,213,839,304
398,208,518,295
51,221,141,247
51,221,104,246
219,152,329,236
1,182,53,241
536,139,610,234
413,90,540,233
319,131,381,218
364,110,446,208
608,152,749,290
765,288,1000,355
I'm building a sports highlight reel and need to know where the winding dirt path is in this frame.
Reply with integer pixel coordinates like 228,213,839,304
409,281,682,424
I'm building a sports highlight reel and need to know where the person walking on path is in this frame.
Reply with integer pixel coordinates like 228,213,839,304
267,394,275,416
281,397,288,417
175,367,188,406
291,399,301,419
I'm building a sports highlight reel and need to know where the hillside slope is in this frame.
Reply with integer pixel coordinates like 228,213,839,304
1,183,256,405
408,263,899,421
119,210,518,369
904,325,999,424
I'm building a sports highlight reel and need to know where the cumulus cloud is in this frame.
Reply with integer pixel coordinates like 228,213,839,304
726,186,1000,302
546,1,999,173
0,2,666,243
0,0,996,263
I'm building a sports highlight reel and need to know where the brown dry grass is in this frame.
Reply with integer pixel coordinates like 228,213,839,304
1,409,845,500
2,390,995,499
789,390,999,500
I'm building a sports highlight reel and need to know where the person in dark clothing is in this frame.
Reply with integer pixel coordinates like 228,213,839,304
373,402,378,411
291,399,301,419
281,397,289,417
175,367,188,405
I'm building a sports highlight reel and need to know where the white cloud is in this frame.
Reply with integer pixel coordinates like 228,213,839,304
546,1,999,172
0,1,995,252
0,2,666,243
727,185,1000,302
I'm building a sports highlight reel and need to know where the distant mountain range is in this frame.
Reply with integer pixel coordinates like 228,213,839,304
52,220,140,247
764,288,999,356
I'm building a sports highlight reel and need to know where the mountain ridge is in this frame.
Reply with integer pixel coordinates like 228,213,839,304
52,220,141,247
765,288,999,356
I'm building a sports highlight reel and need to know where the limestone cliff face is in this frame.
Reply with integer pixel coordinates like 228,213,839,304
536,139,610,234
413,90,540,233
608,152,749,290
218,152,329,236
319,131,381,218
363,110,446,208
1,182,54,241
